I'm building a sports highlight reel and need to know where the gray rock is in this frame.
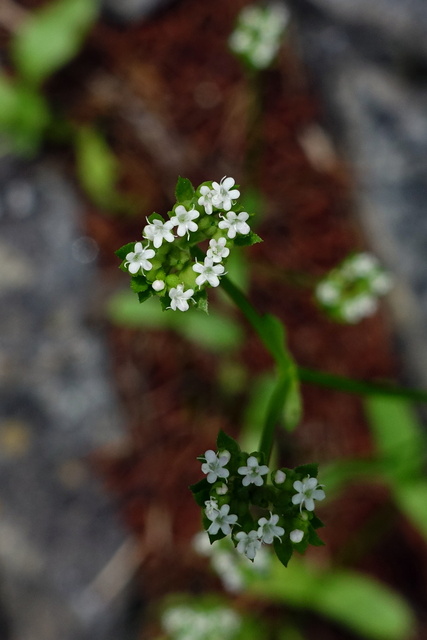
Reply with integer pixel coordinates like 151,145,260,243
0,158,138,639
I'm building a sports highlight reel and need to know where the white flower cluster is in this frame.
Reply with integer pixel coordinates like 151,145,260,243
229,2,289,70
199,448,325,562
315,252,393,323
120,176,255,312
162,601,241,640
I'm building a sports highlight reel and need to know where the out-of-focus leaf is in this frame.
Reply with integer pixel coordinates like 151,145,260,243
246,558,414,640
320,458,384,496
0,75,50,154
107,291,242,352
12,0,98,85
394,480,427,542
75,126,124,210
365,396,425,480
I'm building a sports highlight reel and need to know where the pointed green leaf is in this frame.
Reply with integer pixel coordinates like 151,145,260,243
175,176,195,203
115,243,135,261
294,463,318,478
273,536,293,567
234,231,263,247
217,430,241,456
137,289,153,304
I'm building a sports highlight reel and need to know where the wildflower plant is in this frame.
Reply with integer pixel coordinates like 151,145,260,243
315,252,392,323
116,176,261,313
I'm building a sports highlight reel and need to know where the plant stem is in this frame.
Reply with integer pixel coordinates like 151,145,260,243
221,275,427,403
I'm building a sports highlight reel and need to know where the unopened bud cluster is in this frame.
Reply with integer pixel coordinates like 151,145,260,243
315,252,392,323
116,177,260,312
191,431,325,566
229,2,289,70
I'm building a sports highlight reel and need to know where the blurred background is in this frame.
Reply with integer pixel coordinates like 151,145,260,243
0,0,427,639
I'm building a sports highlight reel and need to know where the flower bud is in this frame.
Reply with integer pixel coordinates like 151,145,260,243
274,470,286,484
152,280,165,292
290,529,304,543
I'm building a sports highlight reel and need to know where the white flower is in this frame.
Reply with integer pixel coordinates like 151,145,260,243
257,513,284,544
207,237,230,263
238,456,269,487
168,284,194,312
316,281,339,305
274,470,286,484
204,498,219,519
206,503,238,536
170,205,200,238
211,176,240,211
371,271,392,295
152,279,165,292
292,476,325,511
218,211,250,239
235,530,262,560
290,529,304,543
192,257,225,288
143,218,175,248
201,449,230,484
342,295,377,323
198,185,215,215
124,242,155,275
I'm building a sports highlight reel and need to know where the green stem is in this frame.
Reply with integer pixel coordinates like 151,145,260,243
221,275,427,404
259,373,289,461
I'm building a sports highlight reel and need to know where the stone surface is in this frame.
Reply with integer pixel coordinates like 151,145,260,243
289,0,427,386
0,158,138,639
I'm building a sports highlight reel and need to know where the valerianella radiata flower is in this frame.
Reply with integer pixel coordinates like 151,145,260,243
292,476,325,511
218,211,250,239
168,284,194,312
207,237,230,263
143,218,175,248
206,503,238,536
201,449,230,483
257,513,284,544
198,185,215,215
235,530,262,560
170,205,200,238
124,242,155,275
193,257,225,288
238,456,269,487
211,177,240,211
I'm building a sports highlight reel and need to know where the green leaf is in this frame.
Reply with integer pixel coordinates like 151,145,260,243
175,176,195,203
193,290,208,314
283,373,302,431
234,231,263,247
130,276,148,293
364,396,425,481
137,289,153,304
75,126,123,210
175,310,242,352
314,570,414,640
294,463,318,478
246,558,415,640
273,536,293,567
115,242,135,261
12,0,98,85
217,430,241,456
394,480,427,542
307,525,324,546
0,75,50,154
